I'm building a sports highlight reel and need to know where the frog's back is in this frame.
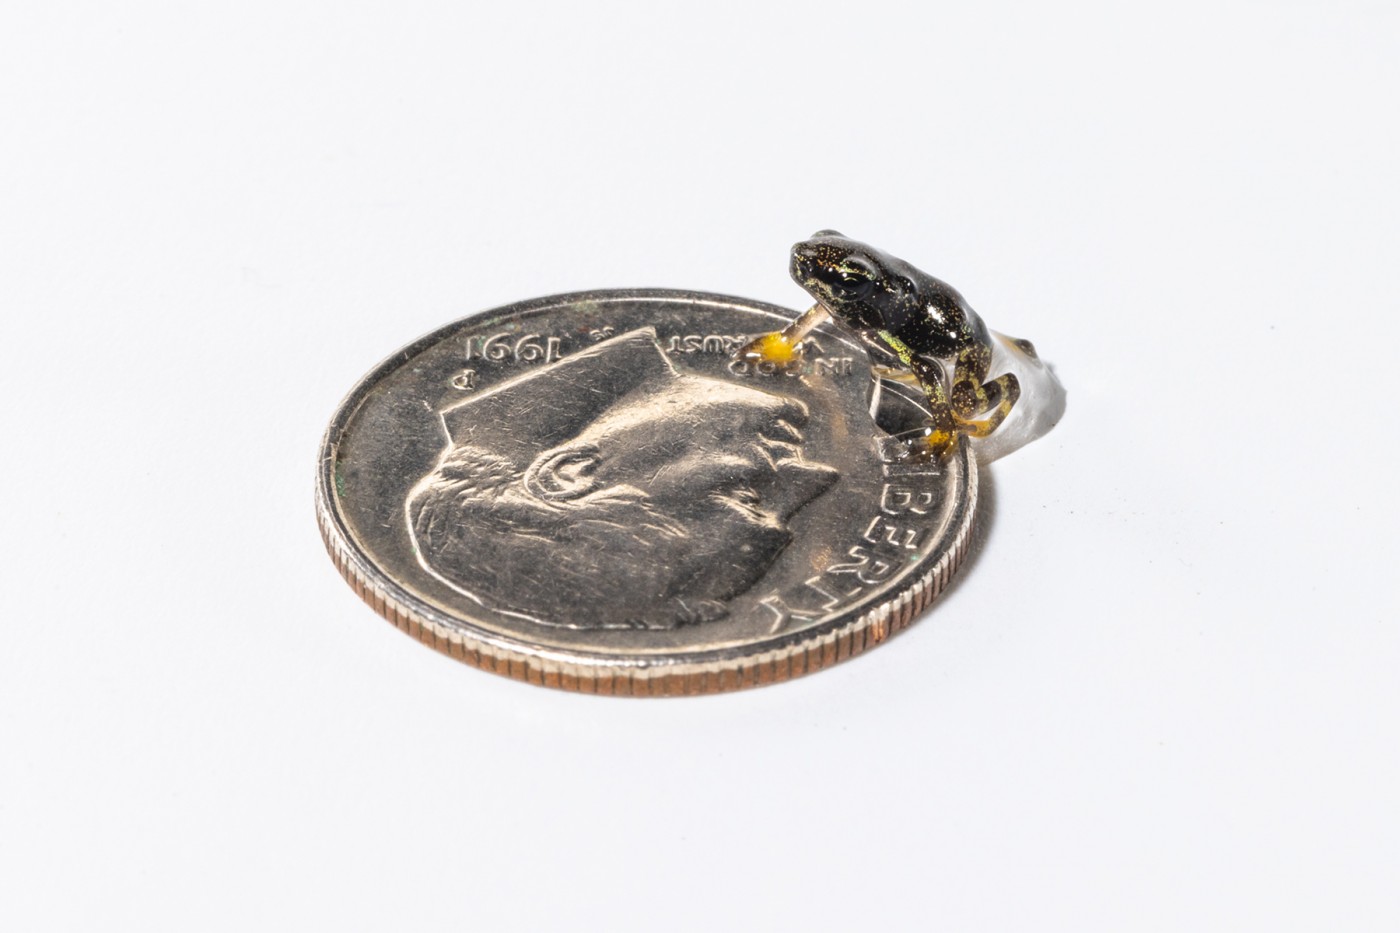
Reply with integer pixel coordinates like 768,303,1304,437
896,267,989,360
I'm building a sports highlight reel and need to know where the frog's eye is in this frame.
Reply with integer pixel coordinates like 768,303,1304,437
828,258,876,298
843,258,874,278
831,275,874,300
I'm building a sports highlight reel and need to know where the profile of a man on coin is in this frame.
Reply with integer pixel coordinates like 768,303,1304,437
406,328,839,630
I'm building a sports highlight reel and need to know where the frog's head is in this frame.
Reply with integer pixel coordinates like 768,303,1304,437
789,230,917,332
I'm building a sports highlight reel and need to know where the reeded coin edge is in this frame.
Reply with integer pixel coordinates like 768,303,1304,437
315,466,975,695
315,289,979,697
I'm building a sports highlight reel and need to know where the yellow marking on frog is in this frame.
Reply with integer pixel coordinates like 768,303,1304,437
735,303,830,365
878,330,916,367
750,331,798,363
925,429,955,452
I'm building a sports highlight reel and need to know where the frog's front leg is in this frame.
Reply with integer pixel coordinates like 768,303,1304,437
948,344,1021,438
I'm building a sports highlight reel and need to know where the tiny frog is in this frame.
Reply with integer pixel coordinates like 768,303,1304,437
749,230,1028,459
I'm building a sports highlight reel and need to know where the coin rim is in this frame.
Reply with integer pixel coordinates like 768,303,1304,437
315,288,978,696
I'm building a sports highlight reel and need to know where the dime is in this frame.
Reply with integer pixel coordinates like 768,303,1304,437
316,290,976,695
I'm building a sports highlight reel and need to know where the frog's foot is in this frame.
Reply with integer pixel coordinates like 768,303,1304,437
734,302,832,364
889,428,957,462
736,331,805,363
906,404,961,460
921,429,960,459
950,373,1021,438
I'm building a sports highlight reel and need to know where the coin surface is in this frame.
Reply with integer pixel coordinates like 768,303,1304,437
317,290,976,695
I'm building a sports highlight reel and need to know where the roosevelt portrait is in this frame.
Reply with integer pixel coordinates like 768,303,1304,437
406,327,839,630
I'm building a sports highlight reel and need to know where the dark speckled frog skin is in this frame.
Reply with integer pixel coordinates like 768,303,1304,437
790,230,1024,458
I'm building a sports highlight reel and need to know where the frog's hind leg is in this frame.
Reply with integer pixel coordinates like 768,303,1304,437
892,356,959,459
952,373,1020,437
948,345,1021,438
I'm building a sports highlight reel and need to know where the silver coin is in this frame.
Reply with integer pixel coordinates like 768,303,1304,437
316,289,976,695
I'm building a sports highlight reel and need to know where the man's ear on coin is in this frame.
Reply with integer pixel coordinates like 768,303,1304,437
523,445,603,501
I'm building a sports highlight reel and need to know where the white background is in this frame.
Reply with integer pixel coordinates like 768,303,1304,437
3,2,1397,930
